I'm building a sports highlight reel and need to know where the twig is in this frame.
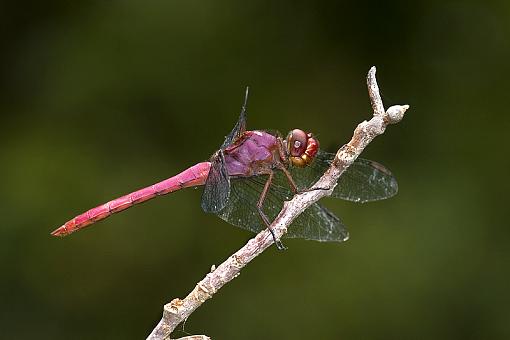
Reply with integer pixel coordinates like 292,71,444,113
146,67,409,340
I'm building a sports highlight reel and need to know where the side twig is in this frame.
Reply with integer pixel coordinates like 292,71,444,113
147,66,409,340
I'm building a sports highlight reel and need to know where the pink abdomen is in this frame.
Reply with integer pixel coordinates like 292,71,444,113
52,162,211,236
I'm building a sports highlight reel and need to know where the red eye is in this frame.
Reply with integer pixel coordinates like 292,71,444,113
288,129,307,157
286,129,320,167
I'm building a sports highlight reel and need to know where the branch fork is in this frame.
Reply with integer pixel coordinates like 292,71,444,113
147,66,409,340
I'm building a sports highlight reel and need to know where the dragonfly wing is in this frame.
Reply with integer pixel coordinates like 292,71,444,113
217,170,348,242
285,203,348,242
334,157,398,203
216,175,270,235
289,150,398,203
201,151,231,213
221,87,249,149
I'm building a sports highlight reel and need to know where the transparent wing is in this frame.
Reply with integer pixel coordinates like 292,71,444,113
217,170,348,242
289,150,398,203
204,88,249,212
333,157,398,202
221,87,249,149
201,151,230,213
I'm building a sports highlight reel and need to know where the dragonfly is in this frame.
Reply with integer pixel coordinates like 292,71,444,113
51,88,398,249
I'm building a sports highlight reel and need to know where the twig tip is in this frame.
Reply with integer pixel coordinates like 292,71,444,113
368,66,377,79
386,105,409,124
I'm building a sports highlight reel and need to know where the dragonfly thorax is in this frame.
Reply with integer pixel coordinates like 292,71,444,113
286,129,320,167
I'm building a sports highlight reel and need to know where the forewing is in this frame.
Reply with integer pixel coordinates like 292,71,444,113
334,157,398,202
201,151,230,213
217,170,348,242
289,150,398,203
221,87,249,149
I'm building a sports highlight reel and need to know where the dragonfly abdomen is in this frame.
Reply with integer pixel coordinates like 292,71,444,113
51,162,211,237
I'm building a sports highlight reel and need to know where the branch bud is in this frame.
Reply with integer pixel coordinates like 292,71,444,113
386,105,409,124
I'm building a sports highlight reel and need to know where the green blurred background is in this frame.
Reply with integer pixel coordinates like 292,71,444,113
1,1,509,339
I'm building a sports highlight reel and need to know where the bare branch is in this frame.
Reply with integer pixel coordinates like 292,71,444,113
146,66,409,340
367,66,385,116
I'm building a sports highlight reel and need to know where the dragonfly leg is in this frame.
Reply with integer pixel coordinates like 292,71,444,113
257,171,287,251
276,136,289,165
279,166,299,194
275,137,301,195
279,158,331,194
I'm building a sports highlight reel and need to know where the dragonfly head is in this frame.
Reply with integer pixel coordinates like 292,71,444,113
286,129,320,167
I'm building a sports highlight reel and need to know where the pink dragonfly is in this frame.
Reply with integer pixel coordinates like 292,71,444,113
52,88,398,249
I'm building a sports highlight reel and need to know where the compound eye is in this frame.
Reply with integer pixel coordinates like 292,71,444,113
288,129,308,157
